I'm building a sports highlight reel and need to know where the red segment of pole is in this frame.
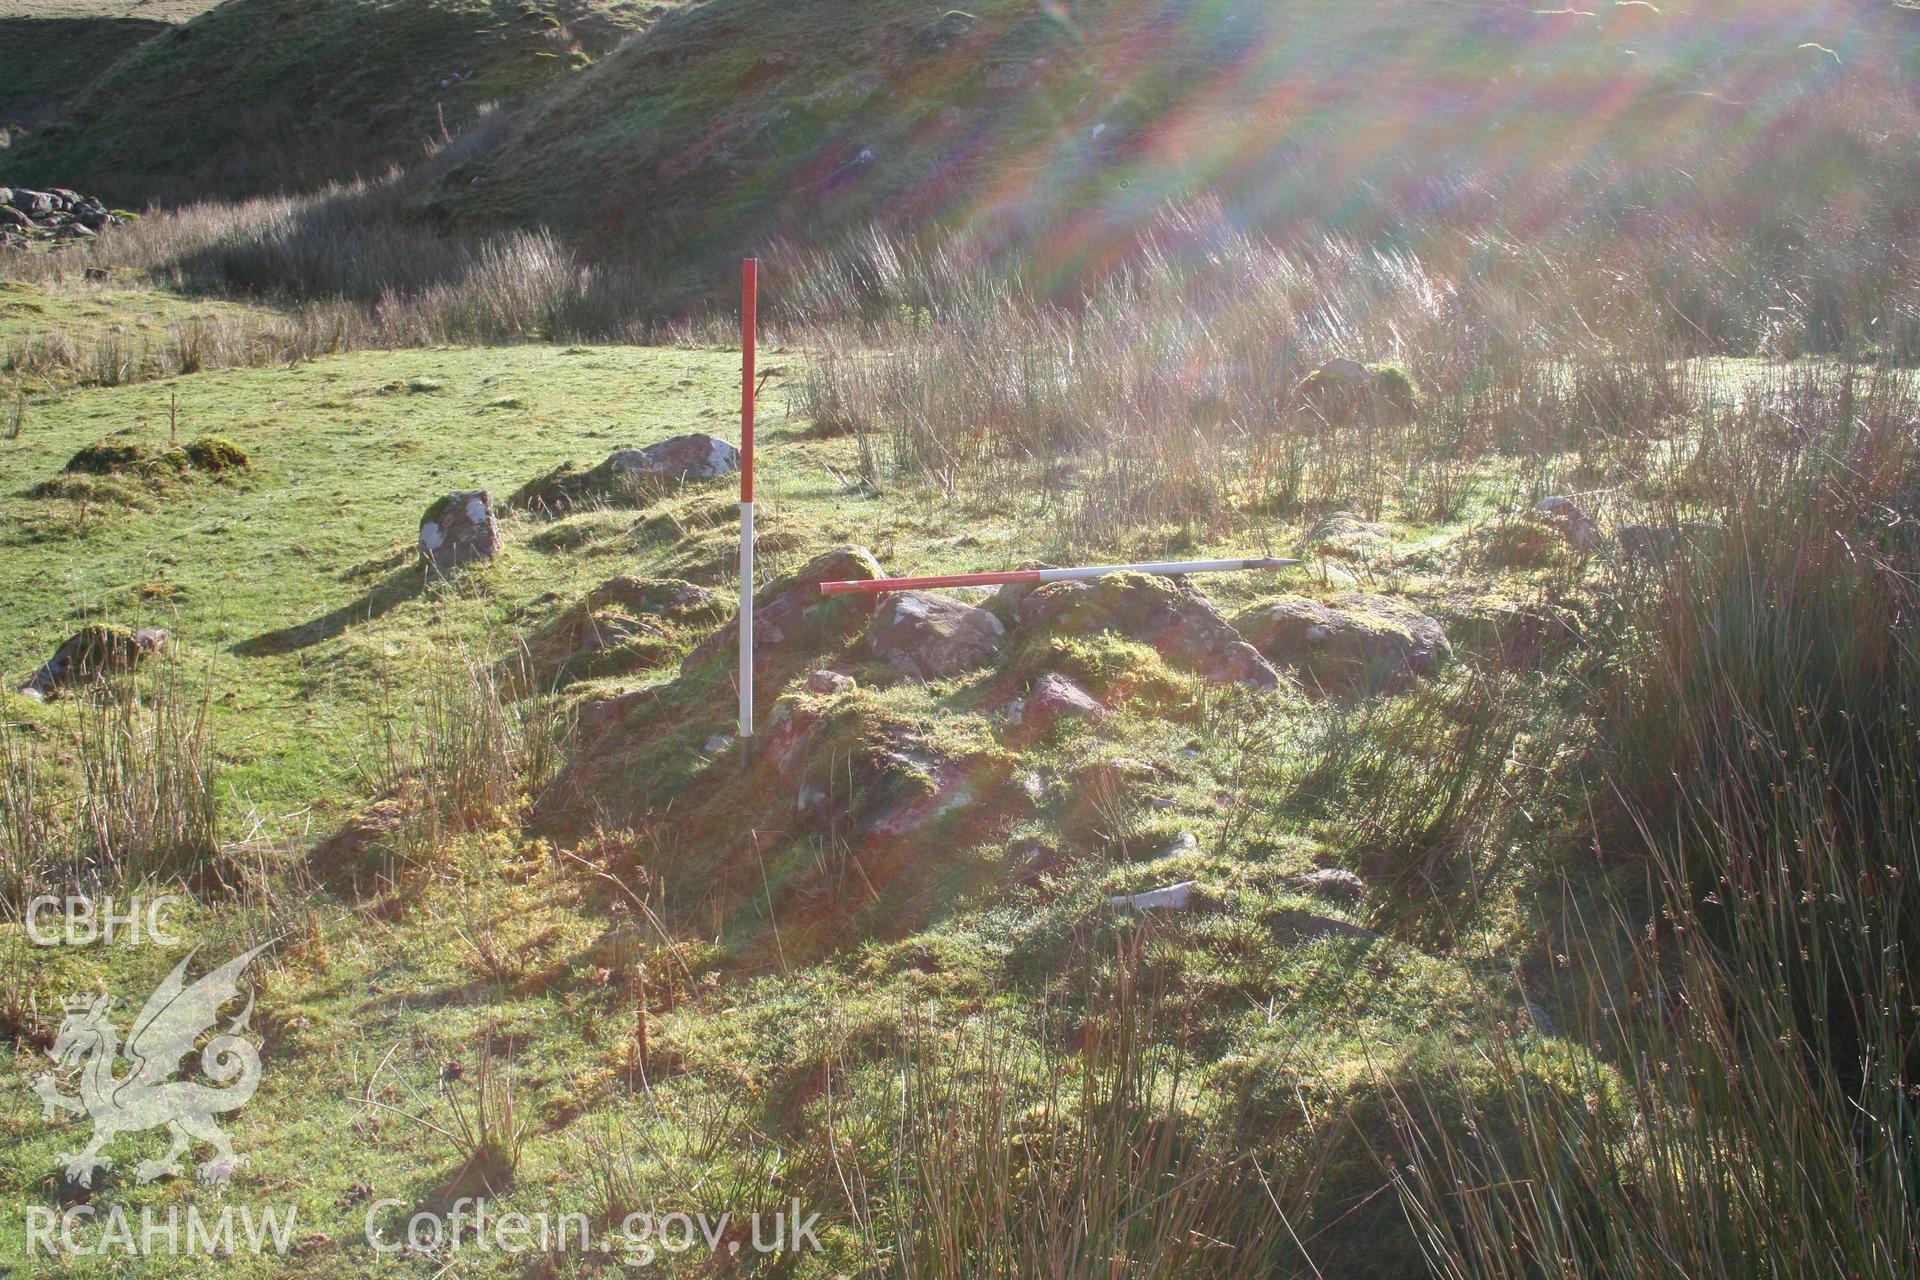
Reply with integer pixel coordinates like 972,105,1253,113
741,258,757,503
821,569,1044,596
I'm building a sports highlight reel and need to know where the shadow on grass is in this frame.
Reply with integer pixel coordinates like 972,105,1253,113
231,565,424,656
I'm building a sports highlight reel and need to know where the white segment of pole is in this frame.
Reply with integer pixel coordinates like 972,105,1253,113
738,500,754,742
1034,558,1295,583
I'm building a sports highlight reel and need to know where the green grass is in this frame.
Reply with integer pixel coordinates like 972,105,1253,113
0,284,1580,1276
1,274,1910,1277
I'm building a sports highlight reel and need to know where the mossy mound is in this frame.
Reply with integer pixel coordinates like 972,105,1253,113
64,434,152,475
512,457,642,514
56,432,249,483
28,473,156,509
1235,593,1451,691
528,576,727,683
1012,571,1279,688
182,434,249,473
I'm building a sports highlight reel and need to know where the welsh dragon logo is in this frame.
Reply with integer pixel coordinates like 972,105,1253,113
32,944,269,1187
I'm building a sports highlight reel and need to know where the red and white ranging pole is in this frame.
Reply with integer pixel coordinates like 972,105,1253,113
818,557,1301,597
738,258,758,762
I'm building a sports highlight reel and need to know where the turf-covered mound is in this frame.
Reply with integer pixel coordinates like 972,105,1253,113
528,575,727,684
30,431,249,505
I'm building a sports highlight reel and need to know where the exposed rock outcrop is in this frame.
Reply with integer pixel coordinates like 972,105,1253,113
681,546,885,700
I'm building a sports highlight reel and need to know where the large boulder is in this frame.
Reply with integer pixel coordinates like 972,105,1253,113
1016,572,1278,688
513,434,739,513
19,626,169,700
419,490,501,572
681,546,885,699
1235,594,1450,691
864,591,1006,681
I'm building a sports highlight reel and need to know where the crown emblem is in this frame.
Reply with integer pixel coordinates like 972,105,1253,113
62,994,98,1014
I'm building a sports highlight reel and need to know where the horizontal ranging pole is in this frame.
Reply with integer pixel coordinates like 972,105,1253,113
819,557,1302,597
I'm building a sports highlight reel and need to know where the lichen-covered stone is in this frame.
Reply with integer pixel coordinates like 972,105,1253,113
418,490,500,572
513,435,740,514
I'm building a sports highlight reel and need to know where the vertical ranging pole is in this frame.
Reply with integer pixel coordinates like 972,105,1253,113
738,258,758,762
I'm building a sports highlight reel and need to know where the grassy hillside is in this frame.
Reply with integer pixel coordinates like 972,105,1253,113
4,0,681,202
0,15,170,131
434,0,1920,310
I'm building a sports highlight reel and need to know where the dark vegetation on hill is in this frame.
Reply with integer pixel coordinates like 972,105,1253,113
4,0,681,202
8,0,1920,356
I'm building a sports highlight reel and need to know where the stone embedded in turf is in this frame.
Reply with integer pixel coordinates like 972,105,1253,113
681,545,885,696
1235,593,1451,691
864,590,1006,682
513,434,741,513
529,576,722,682
807,669,856,694
19,625,169,700
1015,571,1279,688
1009,671,1107,730
1289,868,1367,904
1535,495,1604,551
604,433,740,482
418,489,500,573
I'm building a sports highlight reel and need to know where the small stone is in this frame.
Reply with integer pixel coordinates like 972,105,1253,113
1019,672,1107,730
1289,868,1366,903
704,735,730,754
1535,496,1603,551
807,669,855,694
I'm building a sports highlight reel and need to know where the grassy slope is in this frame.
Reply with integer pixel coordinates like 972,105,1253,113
0,324,749,819
4,0,682,202
436,0,1918,298
0,284,1566,1276
0,2,215,140
0,278,283,361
